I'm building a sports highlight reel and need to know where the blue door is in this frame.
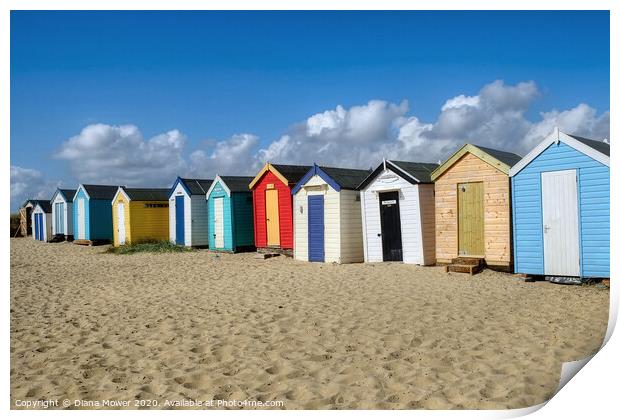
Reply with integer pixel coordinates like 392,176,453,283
308,195,325,262
175,195,185,245
35,214,43,241
34,214,39,240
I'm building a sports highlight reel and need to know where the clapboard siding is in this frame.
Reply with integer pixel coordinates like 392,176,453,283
112,194,131,246
339,189,364,263
435,152,511,265
208,182,233,250
418,184,436,265
293,193,308,261
361,168,428,264
74,189,90,240
232,193,254,249
512,141,609,277
191,196,209,247
89,199,114,240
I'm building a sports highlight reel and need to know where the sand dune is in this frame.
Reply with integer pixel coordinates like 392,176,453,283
10,238,608,409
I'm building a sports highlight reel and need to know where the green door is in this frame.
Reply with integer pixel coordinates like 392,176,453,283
458,182,484,256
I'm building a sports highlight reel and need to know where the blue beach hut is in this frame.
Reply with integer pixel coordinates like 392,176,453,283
510,128,610,278
73,184,122,244
205,175,255,252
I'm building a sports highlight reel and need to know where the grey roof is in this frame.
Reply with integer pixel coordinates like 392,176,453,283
570,134,610,156
473,145,522,167
389,161,439,183
180,178,213,195
320,166,373,189
271,164,312,184
36,201,52,213
58,189,77,203
82,184,123,200
22,199,48,208
123,188,170,201
219,176,254,193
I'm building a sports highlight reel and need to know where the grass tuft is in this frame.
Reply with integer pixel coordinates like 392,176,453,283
107,240,194,255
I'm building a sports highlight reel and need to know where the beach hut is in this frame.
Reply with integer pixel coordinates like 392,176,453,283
249,163,311,253
168,177,213,247
19,199,46,237
31,201,52,242
358,160,438,264
73,184,121,244
51,188,77,240
112,187,170,247
510,129,610,278
205,175,255,252
291,164,372,263
431,144,521,271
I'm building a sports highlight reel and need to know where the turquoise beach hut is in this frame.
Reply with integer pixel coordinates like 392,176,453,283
73,184,122,244
205,175,255,252
510,129,610,279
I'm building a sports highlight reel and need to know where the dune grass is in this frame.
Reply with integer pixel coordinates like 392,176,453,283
107,240,194,255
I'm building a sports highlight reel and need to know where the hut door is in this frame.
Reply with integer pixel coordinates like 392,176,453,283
34,214,39,240
308,195,325,262
55,202,65,235
214,197,225,248
77,198,86,240
36,214,43,241
542,170,580,276
175,196,185,245
458,182,484,256
379,191,403,261
117,203,126,245
266,189,280,246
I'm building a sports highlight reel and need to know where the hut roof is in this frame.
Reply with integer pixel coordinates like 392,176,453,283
320,166,373,189
388,161,439,183
570,135,610,156
123,188,170,201
178,178,213,195
431,144,521,181
219,176,255,192
81,184,123,200
52,188,77,203
249,163,312,189
35,201,52,213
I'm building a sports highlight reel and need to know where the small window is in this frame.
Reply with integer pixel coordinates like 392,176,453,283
144,203,169,208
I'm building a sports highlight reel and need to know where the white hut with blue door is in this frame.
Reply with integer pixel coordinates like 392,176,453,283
358,160,438,265
510,129,610,278
51,188,76,240
168,177,213,247
31,201,52,242
292,164,372,263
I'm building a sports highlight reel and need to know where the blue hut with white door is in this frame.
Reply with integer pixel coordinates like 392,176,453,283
510,128,610,278
205,175,255,252
73,184,122,244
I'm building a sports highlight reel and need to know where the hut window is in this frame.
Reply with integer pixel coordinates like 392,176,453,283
355,194,360,201
144,203,169,208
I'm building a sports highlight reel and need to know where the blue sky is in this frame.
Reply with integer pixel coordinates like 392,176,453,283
10,11,610,210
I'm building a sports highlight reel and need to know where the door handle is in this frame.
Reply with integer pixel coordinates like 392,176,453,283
377,233,381,237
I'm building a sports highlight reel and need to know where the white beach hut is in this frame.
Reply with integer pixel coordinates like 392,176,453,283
358,160,438,264
31,201,53,242
51,188,76,240
291,164,372,263
168,177,213,247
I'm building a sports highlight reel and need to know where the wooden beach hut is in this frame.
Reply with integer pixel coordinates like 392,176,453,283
431,144,521,272
510,129,610,278
205,175,255,252
248,163,311,254
73,184,121,245
291,164,372,263
51,188,77,241
31,201,52,242
112,187,170,247
358,160,438,264
168,177,213,247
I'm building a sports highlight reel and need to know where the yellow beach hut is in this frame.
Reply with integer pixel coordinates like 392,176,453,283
111,187,170,247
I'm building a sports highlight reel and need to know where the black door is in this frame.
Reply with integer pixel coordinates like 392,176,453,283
379,191,403,261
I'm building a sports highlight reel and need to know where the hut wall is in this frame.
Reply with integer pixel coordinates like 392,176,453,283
338,189,364,263
89,199,114,241
434,152,511,266
129,201,169,244
418,183,436,265
190,195,209,247
231,192,255,249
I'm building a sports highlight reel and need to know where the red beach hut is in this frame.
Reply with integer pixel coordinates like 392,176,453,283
248,163,311,253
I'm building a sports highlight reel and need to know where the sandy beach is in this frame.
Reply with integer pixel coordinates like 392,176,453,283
10,237,608,409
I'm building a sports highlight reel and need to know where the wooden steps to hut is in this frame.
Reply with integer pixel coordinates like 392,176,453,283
73,239,110,246
446,257,485,275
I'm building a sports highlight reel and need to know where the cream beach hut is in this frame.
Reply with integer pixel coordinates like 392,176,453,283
291,164,372,263
358,160,438,264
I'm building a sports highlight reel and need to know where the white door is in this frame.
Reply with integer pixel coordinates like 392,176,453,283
77,198,86,240
541,170,580,276
214,197,224,248
117,203,126,245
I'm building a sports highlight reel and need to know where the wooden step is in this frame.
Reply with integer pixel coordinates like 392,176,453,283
447,264,483,275
452,257,484,266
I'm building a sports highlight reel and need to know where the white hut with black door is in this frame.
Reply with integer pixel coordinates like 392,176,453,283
358,160,438,264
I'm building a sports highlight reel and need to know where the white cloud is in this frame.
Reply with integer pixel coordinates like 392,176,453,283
10,166,59,211
188,133,259,178
54,123,187,187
